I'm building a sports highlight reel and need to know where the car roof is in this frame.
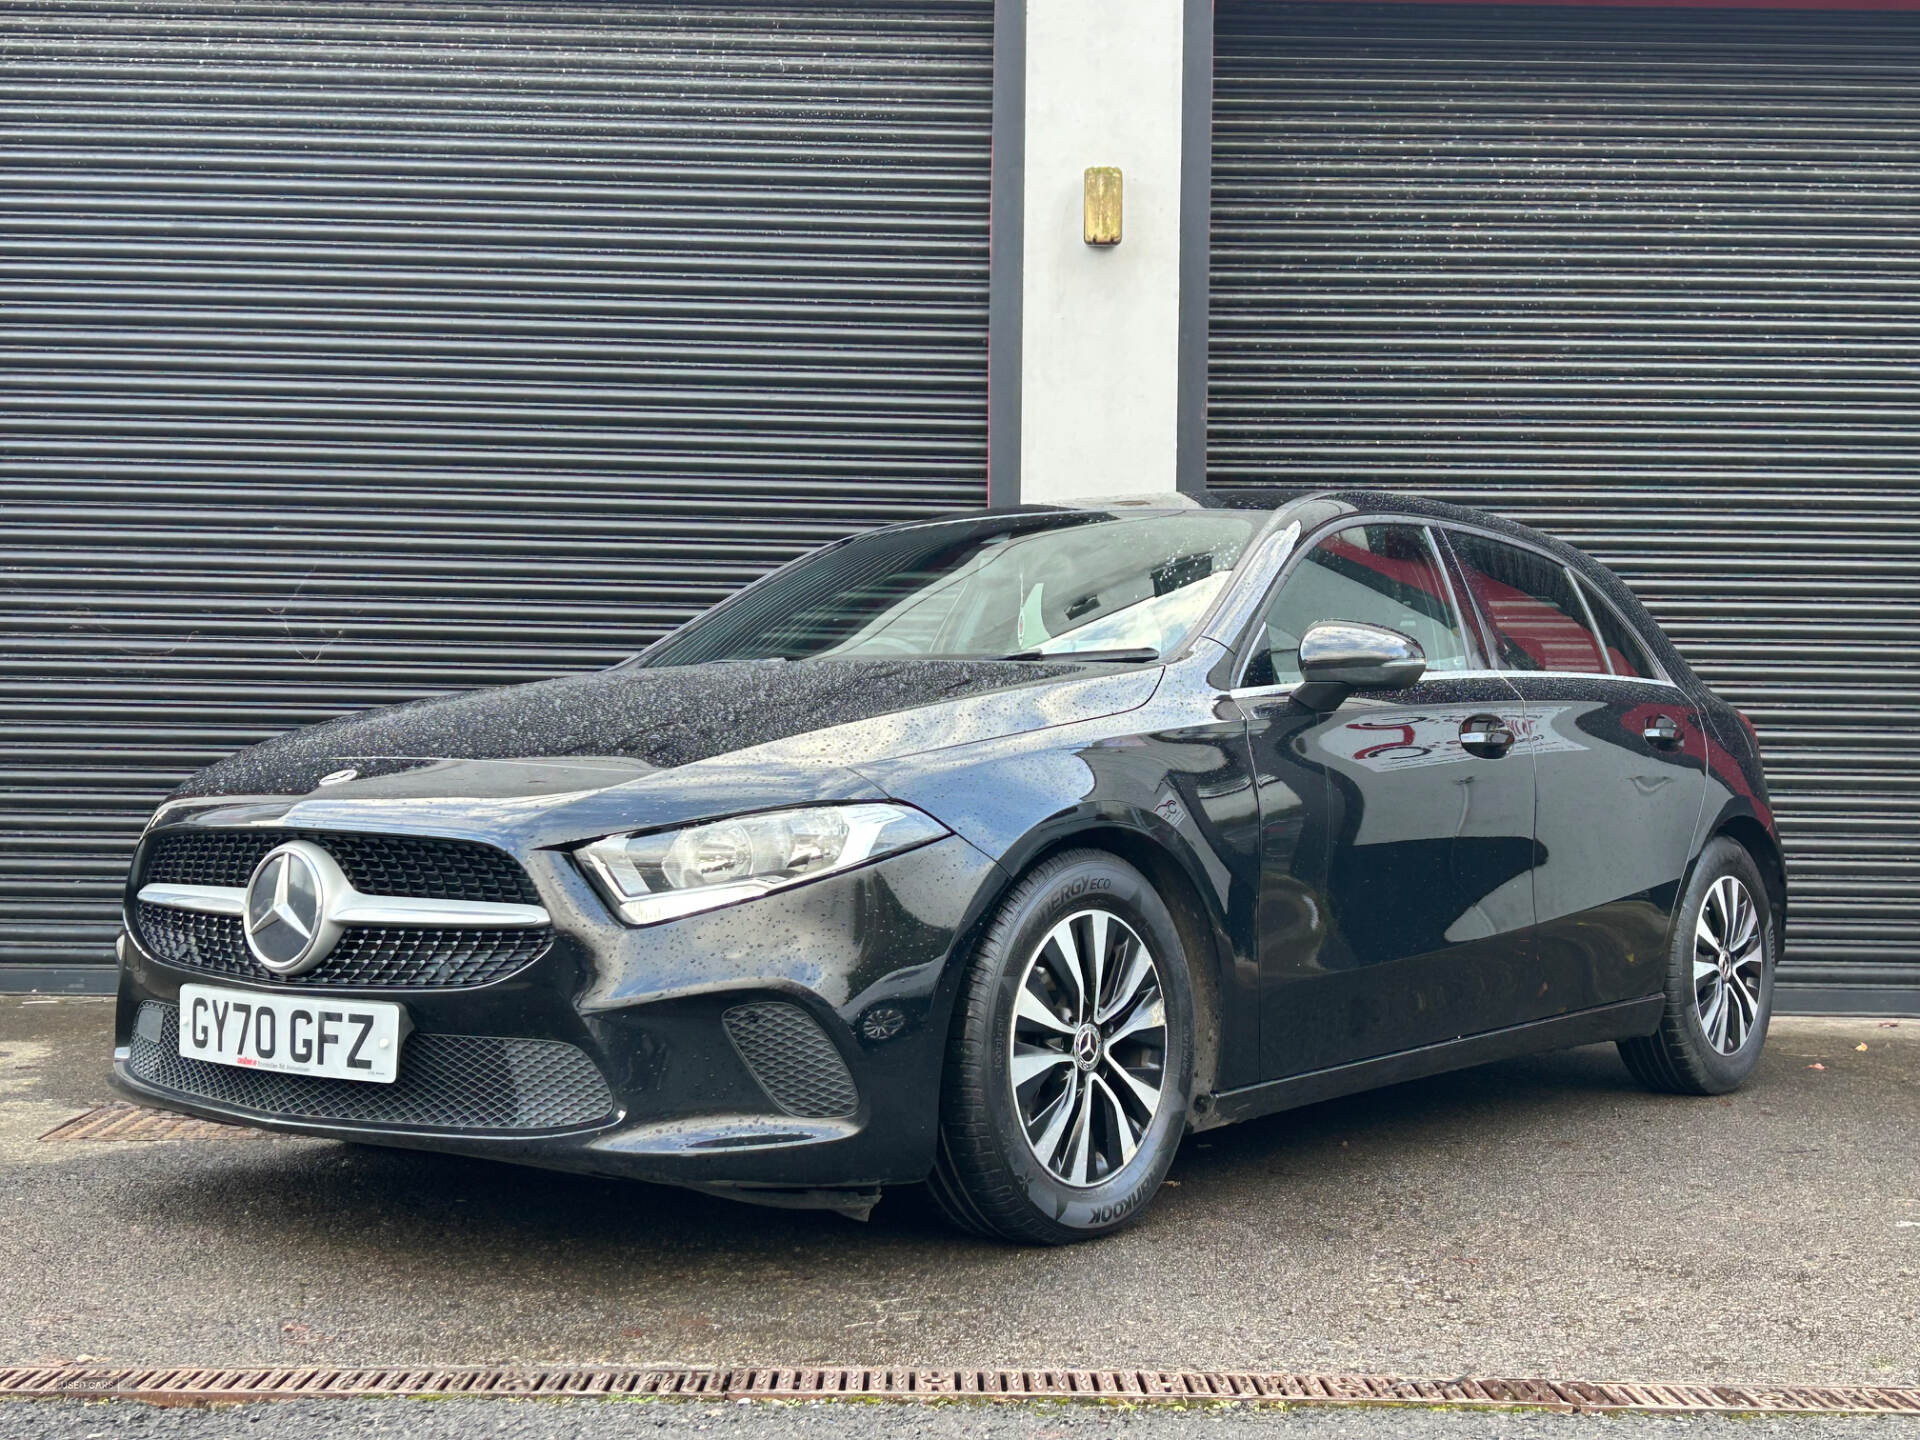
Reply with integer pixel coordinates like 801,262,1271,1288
1038,487,1571,550
978,488,1562,555
1034,488,1312,514
1031,486,1512,526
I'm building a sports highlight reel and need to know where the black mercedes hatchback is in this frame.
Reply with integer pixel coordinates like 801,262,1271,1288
112,490,1784,1243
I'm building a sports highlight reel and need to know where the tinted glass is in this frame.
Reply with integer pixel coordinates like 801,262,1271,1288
1576,574,1656,679
1245,524,1469,687
641,510,1262,665
1450,533,1605,674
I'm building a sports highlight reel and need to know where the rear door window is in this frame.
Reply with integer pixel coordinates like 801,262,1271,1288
1448,533,1606,675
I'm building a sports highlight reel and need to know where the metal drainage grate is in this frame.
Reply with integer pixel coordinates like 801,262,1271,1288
40,1103,268,1143
1,1366,1917,1414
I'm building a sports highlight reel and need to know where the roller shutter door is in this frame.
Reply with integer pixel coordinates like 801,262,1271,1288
0,0,992,980
1211,2,1920,1012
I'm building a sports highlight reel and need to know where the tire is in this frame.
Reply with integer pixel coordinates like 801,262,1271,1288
1618,836,1777,1096
928,849,1195,1244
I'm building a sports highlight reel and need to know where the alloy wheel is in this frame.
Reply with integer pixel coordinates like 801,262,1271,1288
1694,875,1764,1055
1007,907,1167,1187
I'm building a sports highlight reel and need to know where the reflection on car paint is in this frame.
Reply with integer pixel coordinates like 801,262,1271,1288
1317,704,1589,772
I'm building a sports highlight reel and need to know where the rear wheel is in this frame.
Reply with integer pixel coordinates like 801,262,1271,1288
1619,836,1776,1095
929,849,1194,1244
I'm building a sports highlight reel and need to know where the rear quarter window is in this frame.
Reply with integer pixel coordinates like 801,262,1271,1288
1575,574,1658,680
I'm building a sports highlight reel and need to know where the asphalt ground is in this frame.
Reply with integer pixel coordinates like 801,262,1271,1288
8,1399,1920,1440
2,997,1915,1390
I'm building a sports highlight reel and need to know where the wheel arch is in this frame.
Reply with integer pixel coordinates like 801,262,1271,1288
996,821,1231,1118
1713,812,1788,937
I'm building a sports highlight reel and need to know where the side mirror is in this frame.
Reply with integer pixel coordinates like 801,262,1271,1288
1292,621,1426,711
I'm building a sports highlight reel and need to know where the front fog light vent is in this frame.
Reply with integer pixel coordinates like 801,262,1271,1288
722,1002,858,1119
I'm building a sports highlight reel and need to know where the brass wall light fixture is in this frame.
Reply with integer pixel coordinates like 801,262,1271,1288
1083,167,1122,246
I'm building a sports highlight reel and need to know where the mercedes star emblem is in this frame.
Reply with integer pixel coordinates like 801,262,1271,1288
1072,1022,1102,1073
242,841,346,976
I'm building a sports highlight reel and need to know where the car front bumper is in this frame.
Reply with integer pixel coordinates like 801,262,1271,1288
111,830,1004,1205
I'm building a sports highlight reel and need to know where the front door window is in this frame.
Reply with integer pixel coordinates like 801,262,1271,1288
1245,524,1471,688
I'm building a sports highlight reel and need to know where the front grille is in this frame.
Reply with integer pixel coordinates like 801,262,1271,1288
131,901,551,990
141,828,538,905
131,827,550,989
722,1002,859,1119
128,1002,615,1132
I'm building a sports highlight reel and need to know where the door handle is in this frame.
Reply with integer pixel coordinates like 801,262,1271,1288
1643,715,1683,748
1459,714,1516,759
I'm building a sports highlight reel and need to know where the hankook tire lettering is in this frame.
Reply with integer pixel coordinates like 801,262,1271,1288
1088,1190,1145,1225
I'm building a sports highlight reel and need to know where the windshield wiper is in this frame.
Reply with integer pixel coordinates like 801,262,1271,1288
995,647,1161,663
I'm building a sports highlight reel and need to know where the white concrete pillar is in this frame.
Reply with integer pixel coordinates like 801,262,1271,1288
1016,0,1190,505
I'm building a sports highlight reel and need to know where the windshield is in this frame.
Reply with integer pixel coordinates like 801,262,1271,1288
639,510,1262,666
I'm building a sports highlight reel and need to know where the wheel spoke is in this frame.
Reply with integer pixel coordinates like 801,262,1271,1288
1102,1054,1163,1116
1728,892,1759,958
1091,1074,1139,1169
1082,910,1110,1018
1725,974,1755,1049
1728,963,1761,1020
1015,984,1074,1038
1028,1073,1078,1165
1106,994,1165,1048
1042,919,1087,1023
1097,945,1154,1026
1064,1079,1095,1186
1695,894,1726,961
1710,878,1736,946
1702,983,1730,1051
1011,1049,1071,1088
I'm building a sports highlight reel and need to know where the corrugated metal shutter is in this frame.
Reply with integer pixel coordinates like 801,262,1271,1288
0,0,992,978
1210,2,1920,1010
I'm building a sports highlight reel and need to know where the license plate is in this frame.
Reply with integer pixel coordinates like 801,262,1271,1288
178,984,406,1084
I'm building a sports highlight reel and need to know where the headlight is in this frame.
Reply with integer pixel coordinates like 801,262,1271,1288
577,803,948,926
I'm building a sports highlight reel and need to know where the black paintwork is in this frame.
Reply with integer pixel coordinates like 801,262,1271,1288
111,489,1785,1204
173,657,1092,801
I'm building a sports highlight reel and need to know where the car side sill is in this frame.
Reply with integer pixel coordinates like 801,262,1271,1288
1204,996,1666,1129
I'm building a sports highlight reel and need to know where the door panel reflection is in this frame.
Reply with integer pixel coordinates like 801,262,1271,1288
1248,673,1537,1079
